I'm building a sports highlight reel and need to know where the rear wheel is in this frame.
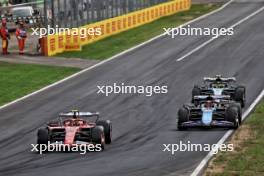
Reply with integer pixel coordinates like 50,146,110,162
92,126,105,151
192,86,201,103
96,120,112,144
177,107,189,130
234,86,246,108
226,107,239,129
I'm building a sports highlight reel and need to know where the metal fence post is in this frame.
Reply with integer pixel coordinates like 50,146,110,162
91,0,95,22
97,0,101,21
51,0,54,28
44,0,47,27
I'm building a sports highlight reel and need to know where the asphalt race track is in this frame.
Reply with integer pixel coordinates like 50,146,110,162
0,0,264,176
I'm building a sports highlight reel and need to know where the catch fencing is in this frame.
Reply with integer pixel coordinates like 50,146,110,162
43,0,191,56
46,0,172,28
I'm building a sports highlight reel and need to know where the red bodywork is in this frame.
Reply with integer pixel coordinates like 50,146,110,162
48,118,96,145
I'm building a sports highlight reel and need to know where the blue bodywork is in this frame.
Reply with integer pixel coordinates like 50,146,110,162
201,108,214,126
180,105,235,128
211,88,224,96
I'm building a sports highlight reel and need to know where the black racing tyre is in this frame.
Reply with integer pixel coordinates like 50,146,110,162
192,86,201,103
226,107,239,129
37,128,49,145
234,86,246,108
229,103,242,124
96,120,112,144
92,126,105,150
177,107,189,130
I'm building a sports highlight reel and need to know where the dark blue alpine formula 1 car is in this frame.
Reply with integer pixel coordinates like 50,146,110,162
177,95,242,130
192,75,246,107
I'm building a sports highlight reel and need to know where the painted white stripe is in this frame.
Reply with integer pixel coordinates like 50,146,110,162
177,5,264,62
0,0,233,111
190,89,264,176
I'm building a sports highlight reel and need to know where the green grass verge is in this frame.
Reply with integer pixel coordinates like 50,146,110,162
57,4,221,60
0,62,79,106
205,100,264,176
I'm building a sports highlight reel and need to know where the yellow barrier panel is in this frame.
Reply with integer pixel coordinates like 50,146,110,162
46,34,57,56
57,33,65,53
64,33,82,51
45,0,191,56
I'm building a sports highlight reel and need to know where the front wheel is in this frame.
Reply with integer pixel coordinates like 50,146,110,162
37,128,49,145
226,107,239,129
177,107,189,130
229,103,242,124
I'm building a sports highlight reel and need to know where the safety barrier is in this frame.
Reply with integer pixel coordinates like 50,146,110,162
43,0,191,56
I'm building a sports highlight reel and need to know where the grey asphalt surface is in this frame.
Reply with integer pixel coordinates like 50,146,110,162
0,0,264,176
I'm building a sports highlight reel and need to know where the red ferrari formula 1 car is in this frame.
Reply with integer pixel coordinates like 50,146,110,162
37,110,112,151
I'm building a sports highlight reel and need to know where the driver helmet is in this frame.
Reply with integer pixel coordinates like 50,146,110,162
204,96,214,108
204,100,213,108
64,120,71,126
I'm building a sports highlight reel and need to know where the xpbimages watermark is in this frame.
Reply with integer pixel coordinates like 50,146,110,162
31,141,102,154
164,25,234,39
162,141,233,155
97,83,168,97
31,25,102,38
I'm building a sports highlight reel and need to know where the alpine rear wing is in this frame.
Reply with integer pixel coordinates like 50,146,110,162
193,95,231,103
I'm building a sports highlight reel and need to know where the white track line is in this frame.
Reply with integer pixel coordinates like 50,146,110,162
176,5,264,62
0,1,234,111
190,89,264,176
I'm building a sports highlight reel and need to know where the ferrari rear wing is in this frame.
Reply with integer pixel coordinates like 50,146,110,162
59,111,100,118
